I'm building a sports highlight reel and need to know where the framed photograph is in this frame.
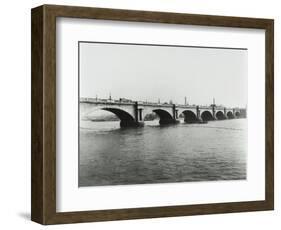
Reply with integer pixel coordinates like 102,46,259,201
31,4,274,224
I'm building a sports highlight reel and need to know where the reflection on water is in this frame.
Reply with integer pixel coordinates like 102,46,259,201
79,119,247,186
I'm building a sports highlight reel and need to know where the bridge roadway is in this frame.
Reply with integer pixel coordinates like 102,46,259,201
80,98,247,127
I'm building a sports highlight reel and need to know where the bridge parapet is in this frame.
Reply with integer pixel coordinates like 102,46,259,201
80,97,135,106
176,105,197,109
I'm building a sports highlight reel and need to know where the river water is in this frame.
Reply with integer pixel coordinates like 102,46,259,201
79,119,247,187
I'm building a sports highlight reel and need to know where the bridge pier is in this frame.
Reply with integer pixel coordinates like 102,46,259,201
196,106,200,121
212,104,216,119
120,120,144,128
192,106,204,123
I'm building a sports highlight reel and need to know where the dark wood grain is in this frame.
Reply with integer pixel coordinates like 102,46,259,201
31,4,274,225
31,6,44,224
265,19,274,209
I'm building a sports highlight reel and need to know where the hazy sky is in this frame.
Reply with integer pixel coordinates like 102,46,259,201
79,42,247,107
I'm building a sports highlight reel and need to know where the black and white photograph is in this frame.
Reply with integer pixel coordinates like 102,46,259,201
78,41,248,187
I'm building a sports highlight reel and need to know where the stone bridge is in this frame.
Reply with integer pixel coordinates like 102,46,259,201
80,98,247,127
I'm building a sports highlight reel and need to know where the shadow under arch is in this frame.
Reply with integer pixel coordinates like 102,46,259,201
153,109,175,125
227,111,235,119
201,111,214,121
102,108,136,127
181,110,198,123
216,111,226,120
143,112,159,121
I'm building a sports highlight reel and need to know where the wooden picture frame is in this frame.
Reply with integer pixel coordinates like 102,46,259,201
31,4,274,225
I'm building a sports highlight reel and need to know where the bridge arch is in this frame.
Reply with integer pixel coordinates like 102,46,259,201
201,111,214,121
216,111,226,120
153,109,174,125
181,110,198,123
235,111,240,118
102,108,136,127
226,111,234,119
